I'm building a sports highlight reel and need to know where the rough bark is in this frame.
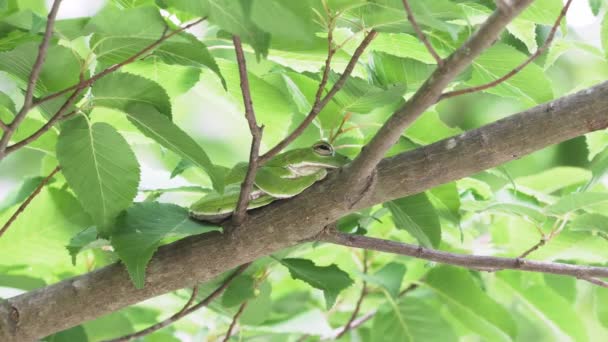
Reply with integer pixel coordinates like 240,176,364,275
2,80,608,341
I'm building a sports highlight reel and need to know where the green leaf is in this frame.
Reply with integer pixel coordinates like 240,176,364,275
0,188,92,275
353,0,463,36
586,130,608,160
468,43,553,105
122,58,202,98
250,0,321,49
0,89,15,113
546,192,608,216
589,0,602,16
372,297,457,342
167,0,270,57
154,39,225,88
332,74,405,114
518,0,562,25
495,272,588,341
569,213,608,234
219,59,295,146
66,226,109,265
364,262,406,298
126,104,223,192
405,110,462,145
583,147,608,191
516,167,591,194
221,274,256,307
601,10,608,58
86,5,166,64
92,72,172,119
0,111,58,154
240,281,272,325
370,33,447,64
57,117,140,233
370,52,434,91
467,201,546,224
111,202,222,288
0,42,82,97
595,286,608,328
426,266,517,341
44,325,88,342
384,193,441,248
508,19,537,53
279,258,353,309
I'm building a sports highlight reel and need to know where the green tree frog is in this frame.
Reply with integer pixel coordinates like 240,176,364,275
189,141,350,222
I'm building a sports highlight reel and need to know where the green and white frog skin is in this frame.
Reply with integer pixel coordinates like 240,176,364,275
189,141,350,223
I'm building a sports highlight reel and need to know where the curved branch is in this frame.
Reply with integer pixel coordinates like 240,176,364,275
0,166,61,239
232,35,263,225
103,263,249,342
401,0,443,65
320,230,608,279
1,80,607,341
0,0,63,157
439,0,573,101
222,302,248,342
345,0,534,186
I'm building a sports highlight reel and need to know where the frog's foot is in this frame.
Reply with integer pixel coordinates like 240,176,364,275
189,211,232,224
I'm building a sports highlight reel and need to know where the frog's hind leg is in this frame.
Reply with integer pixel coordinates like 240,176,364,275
255,168,327,198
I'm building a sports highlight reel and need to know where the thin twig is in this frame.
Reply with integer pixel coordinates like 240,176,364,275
104,263,250,342
0,166,61,239
33,18,204,107
2,18,206,159
314,18,337,110
439,0,572,101
519,215,569,258
320,230,608,279
0,120,9,131
258,30,378,164
222,301,248,342
0,0,63,157
6,88,82,155
232,35,263,226
581,277,608,288
335,251,368,339
321,284,419,340
401,0,443,65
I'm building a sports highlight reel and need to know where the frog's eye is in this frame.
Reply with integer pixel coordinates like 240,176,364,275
313,142,334,156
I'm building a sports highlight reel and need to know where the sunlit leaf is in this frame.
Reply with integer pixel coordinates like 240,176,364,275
279,258,353,309
111,202,221,288
57,117,140,233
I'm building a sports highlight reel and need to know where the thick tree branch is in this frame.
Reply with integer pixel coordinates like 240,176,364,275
1,18,205,160
440,0,573,101
232,35,263,225
0,166,60,239
0,0,62,157
345,0,534,186
258,30,377,164
103,263,249,342
2,80,607,341
401,0,443,66
320,230,608,279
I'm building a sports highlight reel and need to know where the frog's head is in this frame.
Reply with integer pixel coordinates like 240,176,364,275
281,141,350,176
308,141,350,168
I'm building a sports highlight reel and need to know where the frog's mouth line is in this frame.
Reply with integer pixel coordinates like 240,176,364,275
286,162,341,178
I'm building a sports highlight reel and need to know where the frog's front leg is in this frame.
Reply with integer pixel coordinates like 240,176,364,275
255,167,327,198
